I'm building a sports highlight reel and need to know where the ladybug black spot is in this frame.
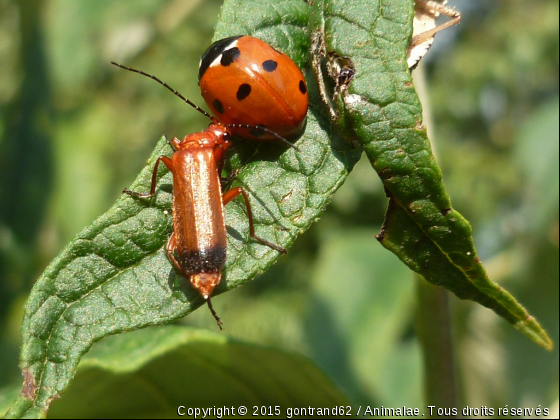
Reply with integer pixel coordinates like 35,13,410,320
213,99,224,114
262,60,278,72
220,47,241,67
299,80,307,94
236,84,252,101
198,35,243,80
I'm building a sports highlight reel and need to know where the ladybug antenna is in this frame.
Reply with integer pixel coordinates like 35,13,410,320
227,124,301,152
111,61,212,120
206,297,224,330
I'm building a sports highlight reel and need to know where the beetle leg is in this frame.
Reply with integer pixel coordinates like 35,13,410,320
223,187,287,254
165,232,190,278
123,156,173,197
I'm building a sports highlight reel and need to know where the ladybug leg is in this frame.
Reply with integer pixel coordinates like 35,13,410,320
214,147,239,188
220,168,241,191
123,155,173,197
223,187,287,254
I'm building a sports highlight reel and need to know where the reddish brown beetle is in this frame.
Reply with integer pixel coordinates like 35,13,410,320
122,123,285,329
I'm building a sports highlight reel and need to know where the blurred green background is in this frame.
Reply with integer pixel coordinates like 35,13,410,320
0,0,557,415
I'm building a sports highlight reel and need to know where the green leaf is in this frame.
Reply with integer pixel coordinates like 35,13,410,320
0,384,22,418
308,0,552,350
44,326,349,418
8,1,361,417
9,0,554,417
306,229,422,407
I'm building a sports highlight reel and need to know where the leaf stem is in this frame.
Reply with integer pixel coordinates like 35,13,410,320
415,274,458,414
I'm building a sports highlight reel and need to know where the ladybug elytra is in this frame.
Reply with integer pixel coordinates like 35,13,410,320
199,35,308,141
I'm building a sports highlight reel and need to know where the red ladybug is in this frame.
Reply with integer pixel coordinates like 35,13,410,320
198,35,308,141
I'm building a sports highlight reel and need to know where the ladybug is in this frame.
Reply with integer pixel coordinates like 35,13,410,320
198,35,308,141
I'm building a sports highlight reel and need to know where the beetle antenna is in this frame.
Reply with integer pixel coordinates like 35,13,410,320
111,61,212,120
227,124,301,152
206,298,224,330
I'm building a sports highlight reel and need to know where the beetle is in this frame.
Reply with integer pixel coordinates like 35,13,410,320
122,123,286,329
